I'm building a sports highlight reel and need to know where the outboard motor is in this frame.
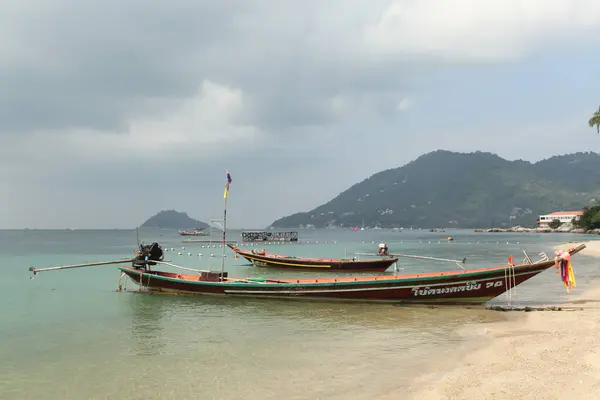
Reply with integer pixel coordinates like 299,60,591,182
132,242,164,269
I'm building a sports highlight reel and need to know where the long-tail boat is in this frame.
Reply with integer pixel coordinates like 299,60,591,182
27,171,584,306
29,241,585,306
227,244,399,272
179,229,209,236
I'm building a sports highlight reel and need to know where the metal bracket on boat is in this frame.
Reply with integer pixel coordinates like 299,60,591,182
522,249,533,265
537,252,549,262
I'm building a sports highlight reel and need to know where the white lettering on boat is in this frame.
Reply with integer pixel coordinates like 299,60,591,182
411,280,504,296
485,281,504,289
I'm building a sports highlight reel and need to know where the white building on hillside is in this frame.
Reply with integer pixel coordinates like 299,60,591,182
537,211,584,227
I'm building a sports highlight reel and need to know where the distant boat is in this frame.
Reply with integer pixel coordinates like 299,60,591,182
228,244,398,272
178,229,209,236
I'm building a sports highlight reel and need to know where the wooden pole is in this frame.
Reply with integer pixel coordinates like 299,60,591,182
354,252,466,264
221,171,230,281
220,198,228,280
29,258,134,276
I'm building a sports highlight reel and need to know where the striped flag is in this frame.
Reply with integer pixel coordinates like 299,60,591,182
224,171,232,199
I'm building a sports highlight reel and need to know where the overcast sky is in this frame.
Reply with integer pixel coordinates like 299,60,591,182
2,0,600,229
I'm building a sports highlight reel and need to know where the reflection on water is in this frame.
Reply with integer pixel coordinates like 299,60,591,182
126,294,167,356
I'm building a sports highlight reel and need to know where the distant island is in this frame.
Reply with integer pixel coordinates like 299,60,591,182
270,150,600,229
140,210,209,229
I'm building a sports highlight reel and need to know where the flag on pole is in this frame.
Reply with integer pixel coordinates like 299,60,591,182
224,171,232,199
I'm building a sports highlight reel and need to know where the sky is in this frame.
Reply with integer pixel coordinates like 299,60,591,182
2,0,600,229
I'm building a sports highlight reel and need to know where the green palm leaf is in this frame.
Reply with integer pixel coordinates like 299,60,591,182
590,105,600,134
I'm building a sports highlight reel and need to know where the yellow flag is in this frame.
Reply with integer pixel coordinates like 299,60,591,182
224,171,232,199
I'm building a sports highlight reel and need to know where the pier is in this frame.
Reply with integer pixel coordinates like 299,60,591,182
182,239,238,244
241,230,298,242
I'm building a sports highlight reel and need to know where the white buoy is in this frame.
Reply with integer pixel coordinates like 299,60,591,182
177,252,182,255
182,247,185,250
188,252,192,256
198,253,202,257
210,253,215,257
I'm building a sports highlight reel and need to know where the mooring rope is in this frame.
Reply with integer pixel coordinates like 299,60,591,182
503,256,518,308
511,261,517,305
117,271,125,292
504,262,511,307
153,260,211,274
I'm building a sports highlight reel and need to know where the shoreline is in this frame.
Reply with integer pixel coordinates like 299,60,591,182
474,227,600,234
388,240,600,400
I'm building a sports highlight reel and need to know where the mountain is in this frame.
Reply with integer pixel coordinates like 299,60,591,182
140,210,209,229
270,150,600,229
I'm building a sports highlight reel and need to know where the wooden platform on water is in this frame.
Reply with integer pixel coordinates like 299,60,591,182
182,239,239,244
241,231,298,242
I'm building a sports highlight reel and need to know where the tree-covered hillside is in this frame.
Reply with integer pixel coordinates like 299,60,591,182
270,150,600,229
140,210,208,229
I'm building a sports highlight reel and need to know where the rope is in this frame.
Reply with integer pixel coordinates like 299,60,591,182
504,262,510,307
511,261,517,305
152,260,211,274
117,271,125,291
503,257,517,308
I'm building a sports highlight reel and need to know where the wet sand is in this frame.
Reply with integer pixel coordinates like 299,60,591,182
387,240,600,400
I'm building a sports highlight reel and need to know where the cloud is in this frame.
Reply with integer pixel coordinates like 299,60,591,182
1,1,600,228
66,80,261,158
397,98,413,112
365,0,600,61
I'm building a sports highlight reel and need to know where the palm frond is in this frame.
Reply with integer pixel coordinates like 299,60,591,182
589,105,600,133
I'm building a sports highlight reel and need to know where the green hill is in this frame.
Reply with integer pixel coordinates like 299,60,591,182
270,150,600,229
140,210,208,229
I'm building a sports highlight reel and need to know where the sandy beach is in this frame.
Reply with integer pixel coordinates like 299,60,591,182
387,240,600,400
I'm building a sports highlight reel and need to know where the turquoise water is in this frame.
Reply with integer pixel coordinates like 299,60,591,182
1,229,598,399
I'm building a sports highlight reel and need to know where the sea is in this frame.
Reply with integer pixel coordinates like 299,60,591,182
1,228,598,399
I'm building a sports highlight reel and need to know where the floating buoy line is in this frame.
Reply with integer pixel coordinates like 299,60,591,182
161,238,532,258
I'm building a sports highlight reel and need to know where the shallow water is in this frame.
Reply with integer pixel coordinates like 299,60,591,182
0,228,597,399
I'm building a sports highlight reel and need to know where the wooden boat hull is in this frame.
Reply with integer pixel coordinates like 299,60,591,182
118,247,579,305
228,245,398,272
